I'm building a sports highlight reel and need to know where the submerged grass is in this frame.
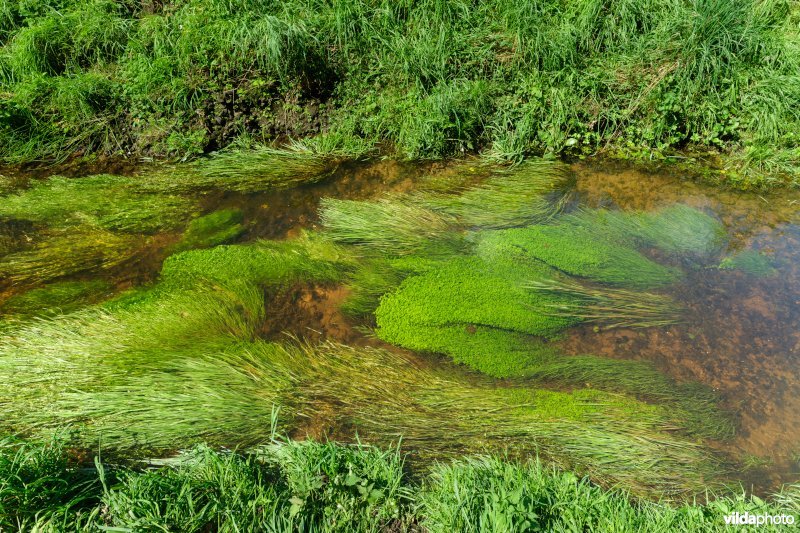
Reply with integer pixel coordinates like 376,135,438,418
149,145,339,193
0,338,729,499
564,204,728,258
418,160,573,229
0,225,146,287
0,230,736,498
320,197,461,256
2,438,799,532
526,278,682,329
719,249,778,277
320,158,570,255
0,279,113,318
0,174,199,234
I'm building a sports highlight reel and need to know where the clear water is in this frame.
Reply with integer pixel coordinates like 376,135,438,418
2,159,799,492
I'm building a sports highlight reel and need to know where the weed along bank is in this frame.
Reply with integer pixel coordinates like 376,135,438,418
1,1,800,531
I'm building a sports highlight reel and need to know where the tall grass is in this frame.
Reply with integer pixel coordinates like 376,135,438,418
2,436,797,532
0,0,796,185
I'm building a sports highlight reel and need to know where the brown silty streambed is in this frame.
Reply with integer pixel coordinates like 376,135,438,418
2,158,799,491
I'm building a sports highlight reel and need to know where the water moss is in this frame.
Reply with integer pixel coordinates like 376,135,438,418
375,257,578,346
342,255,444,317
174,208,246,252
160,233,349,288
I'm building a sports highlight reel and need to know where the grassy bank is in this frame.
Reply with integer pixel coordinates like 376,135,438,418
1,434,798,532
1,1,798,187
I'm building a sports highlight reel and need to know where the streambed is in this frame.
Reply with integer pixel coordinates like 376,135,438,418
1,157,798,498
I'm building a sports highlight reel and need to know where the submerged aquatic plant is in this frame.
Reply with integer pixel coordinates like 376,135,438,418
0,337,726,499
320,197,461,256
565,205,728,258
526,278,683,329
174,208,246,252
419,159,573,229
320,158,571,255
0,175,198,234
0,225,146,287
144,146,337,193
477,224,682,288
718,249,777,277
0,279,113,318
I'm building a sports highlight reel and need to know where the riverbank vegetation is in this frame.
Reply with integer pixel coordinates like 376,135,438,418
2,434,798,532
1,0,798,187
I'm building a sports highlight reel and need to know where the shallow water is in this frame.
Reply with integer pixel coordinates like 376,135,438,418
1,159,799,493
565,162,800,489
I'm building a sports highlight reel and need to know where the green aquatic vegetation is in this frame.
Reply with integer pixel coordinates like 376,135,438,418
719,249,777,277
341,255,443,317
143,146,337,193
565,205,728,257
478,224,683,288
0,338,726,498
321,160,569,257
320,197,463,256
0,174,198,234
0,279,113,318
159,233,349,288
526,278,682,329
376,257,578,345
419,160,572,229
374,312,725,440
0,225,145,286
174,208,246,252
375,254,681,347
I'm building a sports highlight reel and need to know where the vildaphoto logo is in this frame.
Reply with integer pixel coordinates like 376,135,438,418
723,512,795,526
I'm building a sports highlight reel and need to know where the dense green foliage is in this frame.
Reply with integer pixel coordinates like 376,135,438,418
0,0,798,186
1,436,797,532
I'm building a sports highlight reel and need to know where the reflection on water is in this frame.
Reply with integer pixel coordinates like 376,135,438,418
1,158,799,492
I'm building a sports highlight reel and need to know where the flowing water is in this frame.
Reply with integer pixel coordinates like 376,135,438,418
1,159,799,494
